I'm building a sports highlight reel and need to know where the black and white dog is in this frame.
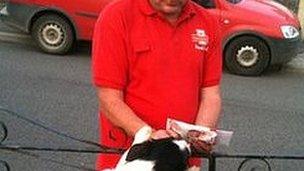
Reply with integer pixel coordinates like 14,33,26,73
104,126,199,171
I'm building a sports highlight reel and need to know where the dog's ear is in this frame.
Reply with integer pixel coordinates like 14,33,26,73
126,141,152,161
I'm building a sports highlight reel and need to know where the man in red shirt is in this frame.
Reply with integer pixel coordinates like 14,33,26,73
92,0,222,170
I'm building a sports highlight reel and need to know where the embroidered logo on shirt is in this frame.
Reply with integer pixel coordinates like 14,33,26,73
192,29,209,51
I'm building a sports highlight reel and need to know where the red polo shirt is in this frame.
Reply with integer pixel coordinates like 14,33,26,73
92,0,222,169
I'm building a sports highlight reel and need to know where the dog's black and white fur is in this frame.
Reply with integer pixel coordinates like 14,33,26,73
104,126,199,171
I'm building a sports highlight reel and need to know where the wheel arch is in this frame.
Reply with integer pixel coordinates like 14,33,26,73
28,9,78,40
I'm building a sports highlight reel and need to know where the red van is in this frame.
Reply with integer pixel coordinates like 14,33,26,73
0,0,301,76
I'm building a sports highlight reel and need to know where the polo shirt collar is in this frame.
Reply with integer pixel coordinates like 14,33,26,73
138,0,196,18
179,0,196,21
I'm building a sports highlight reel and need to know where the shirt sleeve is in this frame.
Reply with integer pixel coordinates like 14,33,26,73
201,17,223,88
92,7,128,90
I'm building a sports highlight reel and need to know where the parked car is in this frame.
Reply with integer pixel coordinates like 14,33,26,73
0,0,301,76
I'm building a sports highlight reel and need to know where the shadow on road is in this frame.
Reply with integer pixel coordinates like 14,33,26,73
73,41,92,56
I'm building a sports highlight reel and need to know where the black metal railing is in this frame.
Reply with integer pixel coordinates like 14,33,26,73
1,107,304,171
200,153,304,171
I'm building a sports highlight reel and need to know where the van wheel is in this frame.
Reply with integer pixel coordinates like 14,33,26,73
32,14,75,55
224,36,270,76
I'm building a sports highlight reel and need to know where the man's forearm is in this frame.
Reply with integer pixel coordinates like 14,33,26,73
97,87,147,136
195,86,222,129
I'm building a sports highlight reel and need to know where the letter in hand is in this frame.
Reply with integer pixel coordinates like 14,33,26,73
186,130,216,155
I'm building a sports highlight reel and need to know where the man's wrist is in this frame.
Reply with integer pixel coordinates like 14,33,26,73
195,122,217,131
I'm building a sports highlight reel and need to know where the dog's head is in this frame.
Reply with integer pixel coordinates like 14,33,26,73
125,138,191,171
114,126,192,171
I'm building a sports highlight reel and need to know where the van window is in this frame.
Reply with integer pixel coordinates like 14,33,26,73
226,0,242,4
193,0,216,9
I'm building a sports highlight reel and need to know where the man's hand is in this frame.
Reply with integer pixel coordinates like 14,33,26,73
187,130,215,155
150,129,181,140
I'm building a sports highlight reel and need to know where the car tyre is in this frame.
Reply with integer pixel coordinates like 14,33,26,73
32,14,75,55
224,36,270,76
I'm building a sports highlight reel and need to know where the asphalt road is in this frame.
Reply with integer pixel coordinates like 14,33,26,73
0,41,304,171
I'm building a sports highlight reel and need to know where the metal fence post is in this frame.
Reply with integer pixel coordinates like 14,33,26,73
299,0,304,40
208,155,216,171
